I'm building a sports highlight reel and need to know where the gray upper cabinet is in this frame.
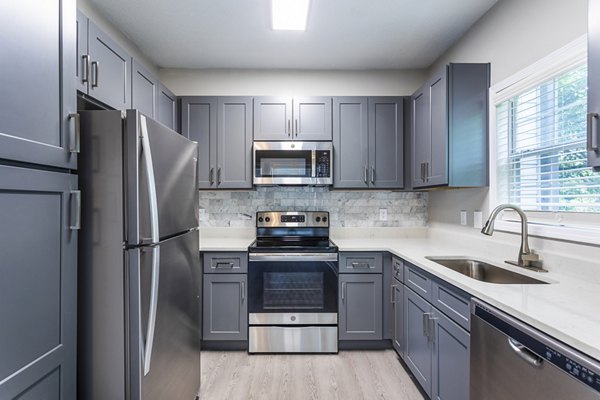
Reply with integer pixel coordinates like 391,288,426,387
181,96,252,189
131,59,158,119
203,274,248,341
77,11,131,110
254,97,332,141
412,63,490,189
339,274,383,341
404,287,434,397
588,0,600,169
0,0,77,170
0,165,77,400
157,83,178,131
333,97,404,189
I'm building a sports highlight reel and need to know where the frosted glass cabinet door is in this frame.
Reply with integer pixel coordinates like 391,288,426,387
0,0,77,169
0,165,77,400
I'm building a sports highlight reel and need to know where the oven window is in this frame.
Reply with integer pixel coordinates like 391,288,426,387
263,272,324,310
255,150,311,178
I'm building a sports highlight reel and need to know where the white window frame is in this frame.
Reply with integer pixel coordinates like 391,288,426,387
489,35,600,245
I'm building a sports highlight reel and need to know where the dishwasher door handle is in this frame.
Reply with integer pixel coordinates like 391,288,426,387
508,338,543,368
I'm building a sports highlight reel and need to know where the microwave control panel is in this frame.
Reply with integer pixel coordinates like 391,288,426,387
316,151,331,178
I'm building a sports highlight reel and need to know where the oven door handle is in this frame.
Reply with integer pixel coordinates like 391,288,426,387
249,253,338,262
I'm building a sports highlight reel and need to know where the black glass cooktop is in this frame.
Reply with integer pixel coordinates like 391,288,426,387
248,237,338,253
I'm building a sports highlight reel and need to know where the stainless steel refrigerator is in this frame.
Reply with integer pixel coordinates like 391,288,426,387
78,110,201,400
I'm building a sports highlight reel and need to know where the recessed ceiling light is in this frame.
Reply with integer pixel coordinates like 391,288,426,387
271,0,311,31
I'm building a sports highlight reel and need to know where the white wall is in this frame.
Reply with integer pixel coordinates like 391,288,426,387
158,68,426,96
428,0,588,226
77,0,159,75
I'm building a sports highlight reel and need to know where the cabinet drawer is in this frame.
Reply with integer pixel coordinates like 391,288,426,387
339,252,383,273
432,282,471,331
203,252,248,273
404,263,432,301
392,257,404,282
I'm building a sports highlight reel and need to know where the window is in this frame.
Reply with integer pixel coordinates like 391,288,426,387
490,36,600,244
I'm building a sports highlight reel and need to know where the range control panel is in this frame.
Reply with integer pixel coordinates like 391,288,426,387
256,211,329,228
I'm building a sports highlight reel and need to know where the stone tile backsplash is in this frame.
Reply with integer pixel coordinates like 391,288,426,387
199,187,428,228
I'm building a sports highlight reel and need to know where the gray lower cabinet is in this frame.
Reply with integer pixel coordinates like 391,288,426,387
588,0,600,169
181,96,252,189
77,10,131,110
131,59,158,119
203,274,248,341
404,287,434,397
254,97,332,141
411,63,490,188
333,97,404,189
0,165,78,400
339,274,383,340
0,0,77,169
157,83,178,131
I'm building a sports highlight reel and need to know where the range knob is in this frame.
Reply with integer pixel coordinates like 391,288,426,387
322,216,328,223
265,216,271,223
258,217,264,223
316,216,321,222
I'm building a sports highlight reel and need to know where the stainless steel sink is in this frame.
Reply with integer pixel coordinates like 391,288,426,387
425,257,548,284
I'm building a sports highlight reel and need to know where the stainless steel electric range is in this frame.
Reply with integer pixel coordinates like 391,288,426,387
247,211,339,353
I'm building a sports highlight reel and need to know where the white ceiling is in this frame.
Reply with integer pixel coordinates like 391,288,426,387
89,0,498,70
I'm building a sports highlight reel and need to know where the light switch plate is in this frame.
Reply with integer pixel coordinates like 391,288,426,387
473,211,483,229
460,210,467,226
379,208,388,221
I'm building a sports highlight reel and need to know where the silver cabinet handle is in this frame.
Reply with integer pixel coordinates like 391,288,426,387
215,262,234,269
241,281,245,302
420,162,425,182
91,60,99,87
217,167,222,185
371,167,375,184
390,284,399,304
364,165,368,184
209,168,214,185
351,262,370,269
68,113,80,153
287,120,291,137
422,313,429,337
428,315,438,343
69,190,81,230
81,54,90,83
341,282,346,301
508,338,543,367
588,112,599,151
295,119,299,137
425,162,429,182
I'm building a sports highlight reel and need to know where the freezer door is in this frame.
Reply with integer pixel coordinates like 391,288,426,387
128,230,201,400
126,110,199,245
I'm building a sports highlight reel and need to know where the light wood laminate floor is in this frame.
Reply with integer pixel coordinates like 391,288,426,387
200,350,425,400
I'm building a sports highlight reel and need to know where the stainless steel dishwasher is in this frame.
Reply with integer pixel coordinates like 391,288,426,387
471,299,600,400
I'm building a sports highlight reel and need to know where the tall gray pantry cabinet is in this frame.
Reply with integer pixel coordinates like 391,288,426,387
0,1,78,399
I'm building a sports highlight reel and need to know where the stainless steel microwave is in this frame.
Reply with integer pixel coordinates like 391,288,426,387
253,141,333,186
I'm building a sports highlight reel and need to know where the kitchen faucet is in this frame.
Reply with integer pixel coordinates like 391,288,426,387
481,204,547,272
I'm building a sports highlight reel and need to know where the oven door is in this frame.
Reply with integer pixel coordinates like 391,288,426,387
253,142,315,185
248,253,338,325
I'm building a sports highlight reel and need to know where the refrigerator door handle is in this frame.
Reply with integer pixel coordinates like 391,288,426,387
142,245,160,376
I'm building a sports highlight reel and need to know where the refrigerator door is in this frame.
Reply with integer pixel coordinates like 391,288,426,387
126,110,199,245
128,229,201,400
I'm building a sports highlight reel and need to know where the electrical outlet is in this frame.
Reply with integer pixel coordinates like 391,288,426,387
379,208,387,221
460,210,467,226
473,211,483,229
199,208,207,222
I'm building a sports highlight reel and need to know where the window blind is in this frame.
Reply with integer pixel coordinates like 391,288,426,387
496,63,600,213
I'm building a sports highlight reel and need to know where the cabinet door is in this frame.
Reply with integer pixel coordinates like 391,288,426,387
293,97,332,141
181,97,217,189
0,0,77,169
88,20,131,110
589,0,600,169
404,288,433,397
392,282,404,356
0,166,77,400
339,274,383,340
333,97,369,188
369,97,404,189
157,83,178,131
131,60,157,119
203,274,248,341
427,68,449,186
412,87,431,188
432,311,469,400
217,97,253,189
76,10,89,93
253,97,293,140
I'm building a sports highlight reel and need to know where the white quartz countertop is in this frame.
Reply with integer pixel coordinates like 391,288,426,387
333,236,600,362
199,227,600,361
